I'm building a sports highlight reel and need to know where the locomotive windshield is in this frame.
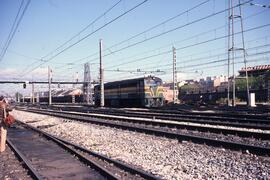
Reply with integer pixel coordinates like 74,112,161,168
145,77,162,86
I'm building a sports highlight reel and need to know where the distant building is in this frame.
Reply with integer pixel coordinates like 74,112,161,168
239,65,270,77
163,87,174,103
35,88,82,98
179,64,270,103
163,82,183,103
213,75,227,87
181,75,228,94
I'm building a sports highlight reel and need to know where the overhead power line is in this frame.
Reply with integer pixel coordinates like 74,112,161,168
0,0,24,61
54,0,214,71
248,2,270,9
57,0,265,74
156,50,270,72
180,57,270,73
71,0,252,69
18,0,122,75
139,43,270,71
97,0,253,62
116,54,269,81
105,68,165,74
21,0,148,77
0,0,31,62
177,50,270,70
40,0,123,60
107,23,270,69
56,21,269,78
0,47,41,60
104,0,211,52
102,8,267,68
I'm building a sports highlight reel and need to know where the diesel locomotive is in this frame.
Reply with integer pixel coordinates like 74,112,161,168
94,76,164,107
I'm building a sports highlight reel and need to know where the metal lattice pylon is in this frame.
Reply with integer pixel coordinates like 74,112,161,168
227,0,249,106
83,63,93,104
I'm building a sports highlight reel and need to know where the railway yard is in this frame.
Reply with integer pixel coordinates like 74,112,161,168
1,0,270,179
0,104,269,179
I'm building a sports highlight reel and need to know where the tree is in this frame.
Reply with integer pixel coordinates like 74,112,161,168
235,76,265,91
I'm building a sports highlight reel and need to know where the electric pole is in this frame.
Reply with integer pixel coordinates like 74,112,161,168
99,39,104,107
173,46,177,104
48,66,52,105
32,83,35,104
231,0,236,107
228,0,249,106
83,63,92,104
227,0,231,106
238,0,250,105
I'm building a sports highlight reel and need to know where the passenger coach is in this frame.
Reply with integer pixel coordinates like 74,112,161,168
94,76,164,107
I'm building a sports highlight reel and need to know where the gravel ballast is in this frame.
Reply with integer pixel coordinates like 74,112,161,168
12,110,270,179
0,144,32,180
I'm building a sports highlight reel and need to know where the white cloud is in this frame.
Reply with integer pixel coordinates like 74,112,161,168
0,68,18,79
31,67,49,77
177,72,187,82
0,66,49,80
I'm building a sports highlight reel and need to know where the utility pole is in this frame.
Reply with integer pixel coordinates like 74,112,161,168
36,89,39,103
32,83,35,104
48,66,52,105
238,0,249,105
228,0,249,106
172,46,177,104
227,0,231,106
99,39,104,107
231,0,236,107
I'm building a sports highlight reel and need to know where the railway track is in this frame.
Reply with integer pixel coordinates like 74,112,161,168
15,107,270,156
18,105,270,131
96,110,270,129
17,107,270,140
169,104,270,115
42,105,270,130
26,102,270,116
124,107,270,120
45,103,270,120
7,121,159,180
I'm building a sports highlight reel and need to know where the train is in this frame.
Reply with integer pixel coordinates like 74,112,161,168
94,76,164,107
19,76,165,108
20,95,84,104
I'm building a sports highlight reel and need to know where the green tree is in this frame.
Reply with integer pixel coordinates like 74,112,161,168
235,76,265,91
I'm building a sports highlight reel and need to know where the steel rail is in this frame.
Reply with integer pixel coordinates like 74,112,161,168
80,108,270,123
30,104,270,127
78,109,270,128
14,121,119,180
6,139,43,180
19,103,270,119
16,121,160,180
18,108,270,140
16,106,270,130
18,108,270,156
68,104,269,119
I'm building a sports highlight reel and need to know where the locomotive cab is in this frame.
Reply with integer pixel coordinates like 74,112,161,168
144,76,164,107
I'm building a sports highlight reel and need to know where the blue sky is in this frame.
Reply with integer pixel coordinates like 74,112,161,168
0,0,269,95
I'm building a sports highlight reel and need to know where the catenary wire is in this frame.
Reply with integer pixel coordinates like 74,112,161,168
0,0,31,62
21,0,149,77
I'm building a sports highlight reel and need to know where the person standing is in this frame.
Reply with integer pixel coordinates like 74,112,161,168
0,96,14,152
